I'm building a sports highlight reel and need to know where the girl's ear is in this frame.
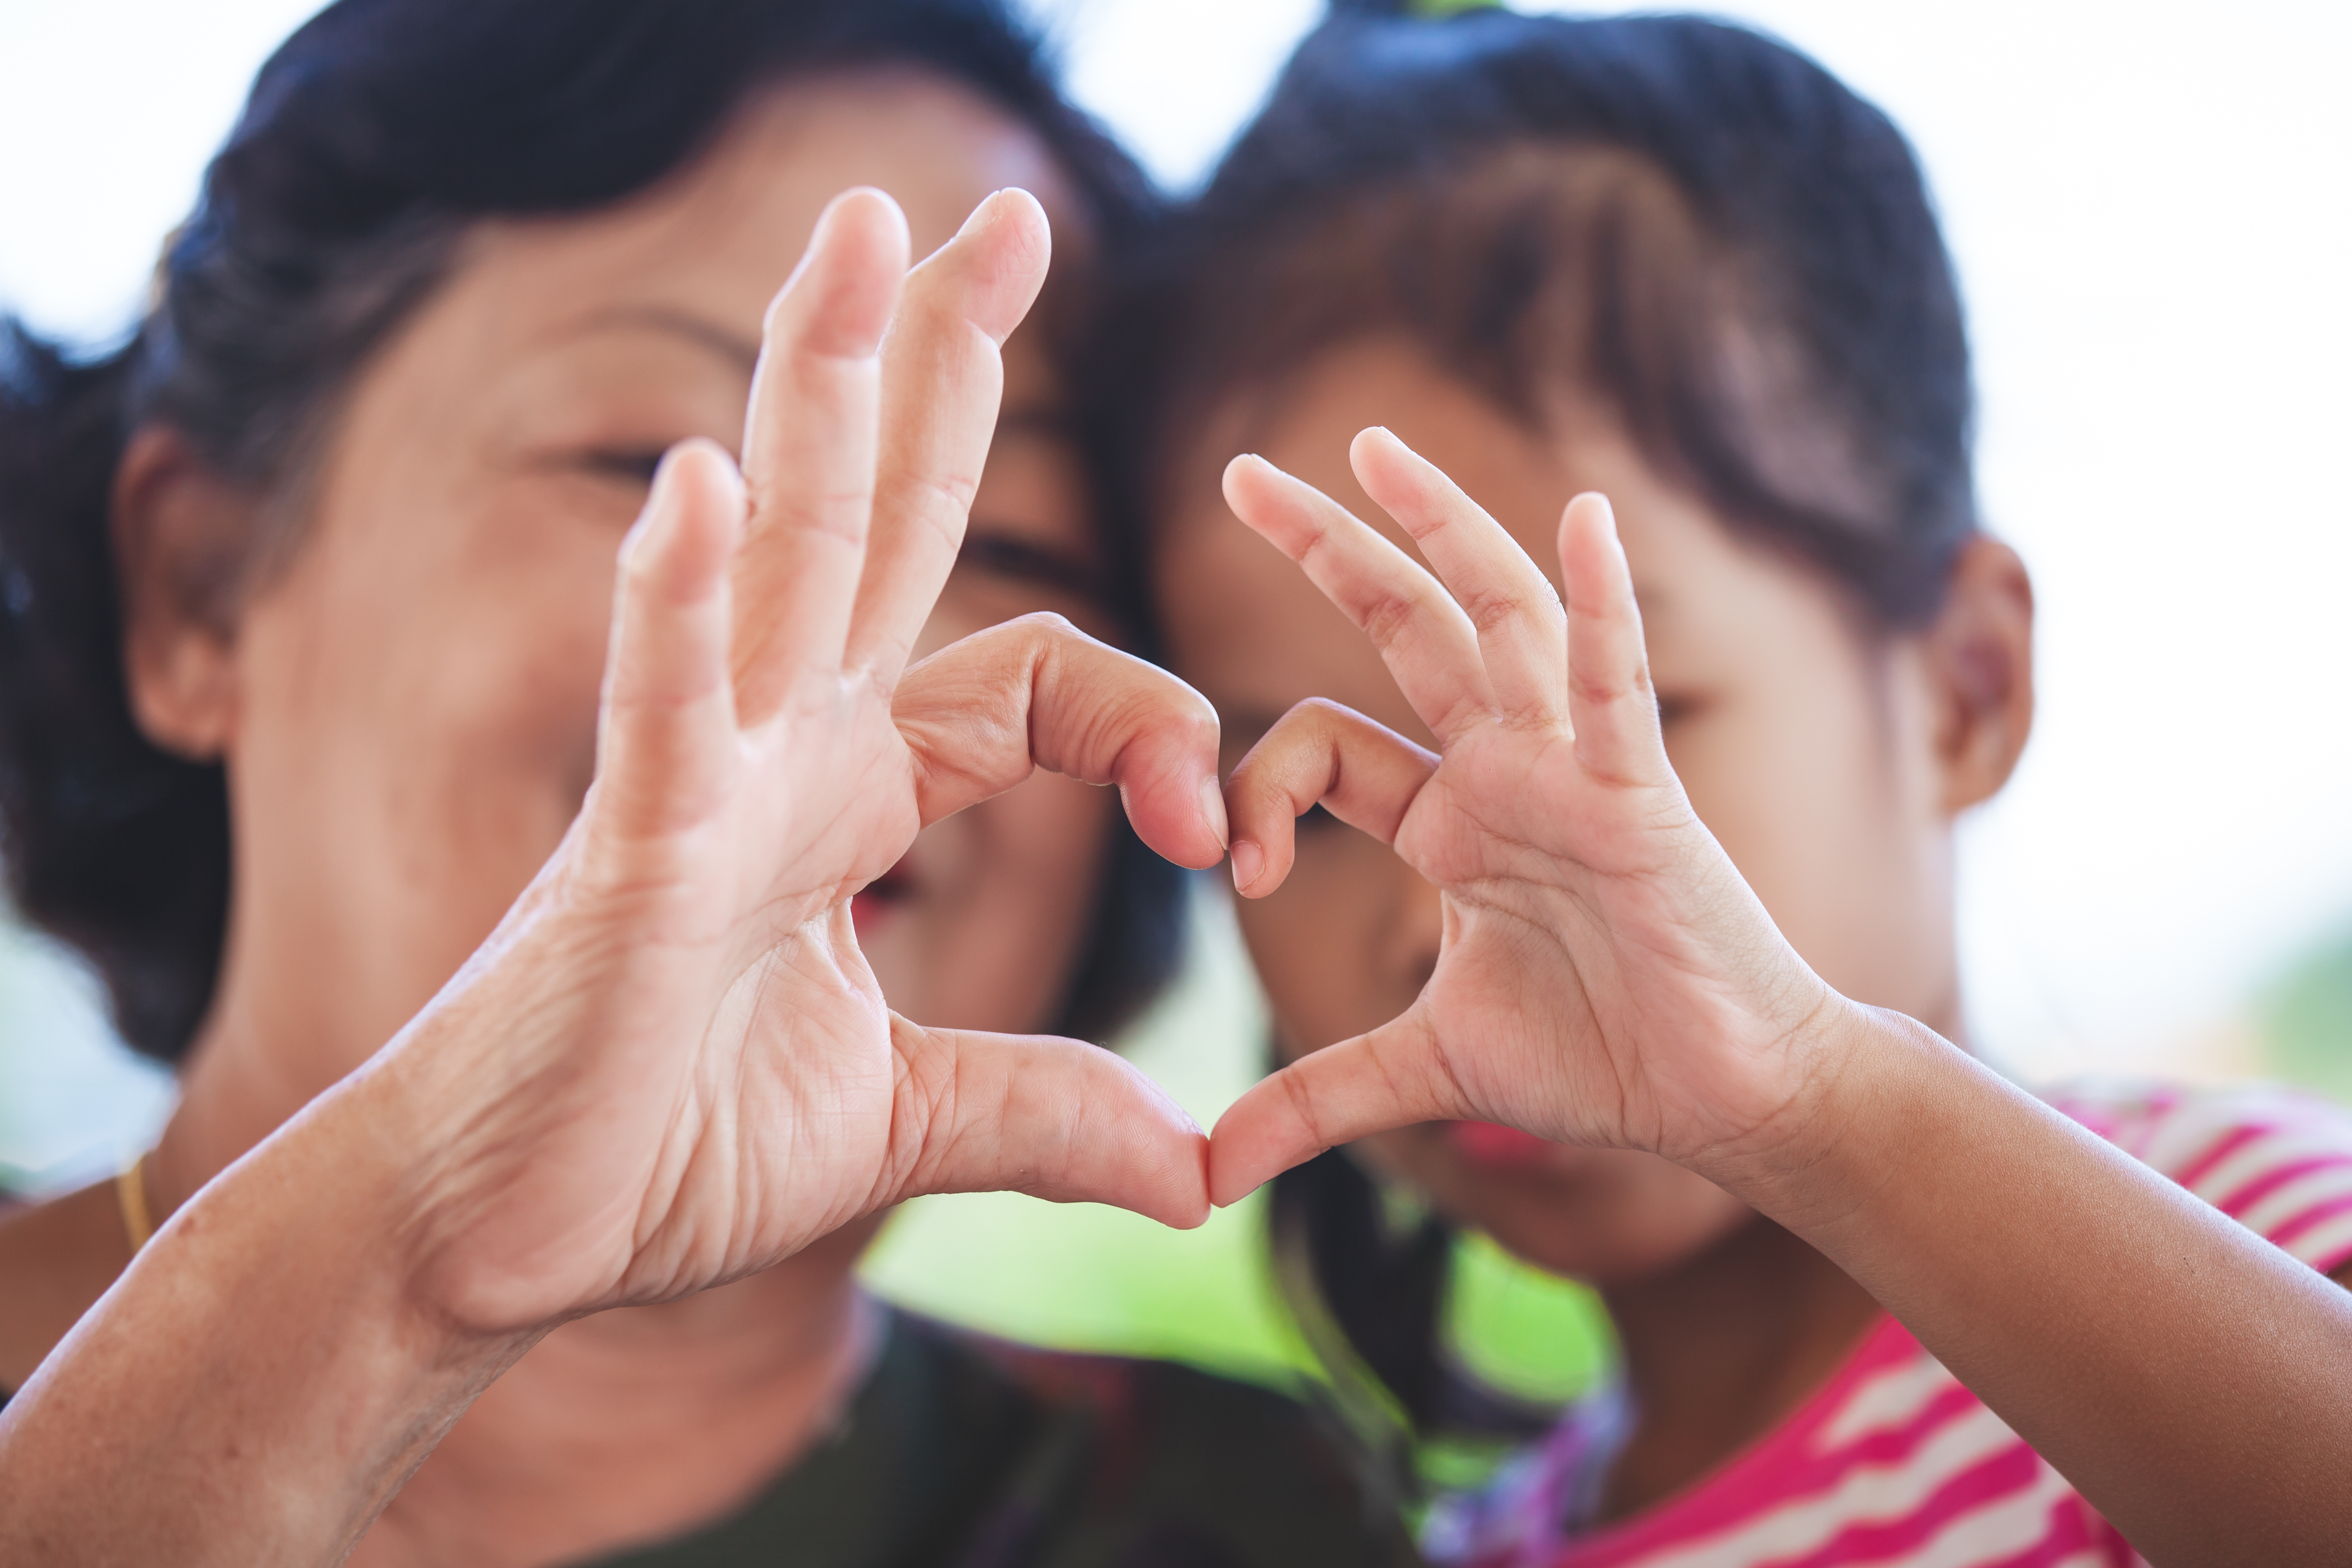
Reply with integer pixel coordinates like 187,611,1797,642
110,426,258,761
1924,536,2035,812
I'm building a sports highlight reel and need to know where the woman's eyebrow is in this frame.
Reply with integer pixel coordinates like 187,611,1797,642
573,305,762,372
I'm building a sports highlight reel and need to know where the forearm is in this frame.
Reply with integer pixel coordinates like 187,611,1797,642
0,1069,535,1567
1728,1007,2352,1565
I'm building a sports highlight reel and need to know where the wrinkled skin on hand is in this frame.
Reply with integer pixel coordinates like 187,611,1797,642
386,188,1229,1335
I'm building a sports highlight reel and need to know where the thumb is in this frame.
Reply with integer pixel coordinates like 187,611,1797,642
1206,1006,1469,1206
883,1018,1212,1228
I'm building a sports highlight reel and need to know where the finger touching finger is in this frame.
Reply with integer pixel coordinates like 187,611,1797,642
1222,453,1493,742
894,613,1228,869
1556,493,1672,788
848,189,1053,681
1206,1013,1470,1207
1350,426,1568,722
732,188,910,721
887,1019,1211,1229
1226,698,1436,898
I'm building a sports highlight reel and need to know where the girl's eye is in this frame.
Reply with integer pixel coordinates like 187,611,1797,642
1656,692,1702,728
956,531,1104,602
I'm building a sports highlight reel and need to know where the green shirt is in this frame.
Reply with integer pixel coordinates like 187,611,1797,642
573,1310,1418,1568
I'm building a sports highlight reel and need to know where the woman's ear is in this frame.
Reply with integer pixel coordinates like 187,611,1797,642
111,426,258,760
1924,536,2035,812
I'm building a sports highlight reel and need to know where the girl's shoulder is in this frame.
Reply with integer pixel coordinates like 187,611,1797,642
2040,1077,2352,1274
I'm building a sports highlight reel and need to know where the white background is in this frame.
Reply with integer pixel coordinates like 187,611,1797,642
3,0,2349,1185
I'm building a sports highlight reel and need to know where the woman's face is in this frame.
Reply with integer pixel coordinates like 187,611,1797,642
1157,340,1985,1286
165,73,1120,1099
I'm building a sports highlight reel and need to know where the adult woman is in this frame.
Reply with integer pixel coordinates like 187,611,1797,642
0,2,1408,1563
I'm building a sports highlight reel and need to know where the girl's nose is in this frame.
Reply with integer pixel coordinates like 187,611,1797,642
1379,863,1444,998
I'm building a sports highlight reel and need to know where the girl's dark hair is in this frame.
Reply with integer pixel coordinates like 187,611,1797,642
0,0,1175,1062
1118,9,1979,1444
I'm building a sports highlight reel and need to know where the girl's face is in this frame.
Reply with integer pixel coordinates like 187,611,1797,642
1158,339,2024,1285
130,73,1120,1111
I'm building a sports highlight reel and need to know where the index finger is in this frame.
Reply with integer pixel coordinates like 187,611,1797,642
891,613,1229,871
1221,453,1496,744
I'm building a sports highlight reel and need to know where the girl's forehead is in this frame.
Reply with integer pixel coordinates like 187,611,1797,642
1165,340,1571,560
1153,340,1878,719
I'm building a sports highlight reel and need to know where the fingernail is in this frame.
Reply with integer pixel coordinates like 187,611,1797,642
1198,776,1229,851
1229,838,1263,894
957,189,1009,238
620,449,682,564
617,516,651,570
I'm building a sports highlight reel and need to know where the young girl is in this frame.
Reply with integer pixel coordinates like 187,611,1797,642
1132,10,2352,1563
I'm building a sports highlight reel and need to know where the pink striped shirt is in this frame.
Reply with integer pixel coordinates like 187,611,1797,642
1423,1081,2352,1568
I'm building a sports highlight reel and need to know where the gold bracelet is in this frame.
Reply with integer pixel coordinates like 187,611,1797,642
116,1151,156,1254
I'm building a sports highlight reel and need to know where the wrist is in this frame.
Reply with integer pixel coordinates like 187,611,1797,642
0,1059,537,1564
263,1054,545,1366
1695,1000,1968,1232
358,889,664,1337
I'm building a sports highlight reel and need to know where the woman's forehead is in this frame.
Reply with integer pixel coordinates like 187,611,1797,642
457,72,1082,357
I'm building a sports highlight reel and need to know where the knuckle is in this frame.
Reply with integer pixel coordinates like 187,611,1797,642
890,467,981,532
1279,1066,1330,1152
1455,583,1521,636
1007,609,1079,640
1357,590,1420,650
1295,695,1354,727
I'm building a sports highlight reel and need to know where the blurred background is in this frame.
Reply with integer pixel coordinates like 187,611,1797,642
3,0,2348,1402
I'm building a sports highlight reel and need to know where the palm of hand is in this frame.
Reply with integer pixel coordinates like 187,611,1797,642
1212,429,1836,1204
596,693,917,1305
393,191,1225,1333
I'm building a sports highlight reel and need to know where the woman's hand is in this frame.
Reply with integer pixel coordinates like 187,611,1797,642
0,188,1229,1565
1208,427,1849,1203
370,186,1227,1332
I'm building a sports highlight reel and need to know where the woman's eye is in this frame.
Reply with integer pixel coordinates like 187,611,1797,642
1655,692,1702,728
577,447,669,487
957,531,1104,602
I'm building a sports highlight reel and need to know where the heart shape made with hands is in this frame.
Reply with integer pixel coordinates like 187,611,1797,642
410,185,1832,1340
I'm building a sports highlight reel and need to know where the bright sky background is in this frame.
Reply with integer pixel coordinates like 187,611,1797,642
2,0,2349,1183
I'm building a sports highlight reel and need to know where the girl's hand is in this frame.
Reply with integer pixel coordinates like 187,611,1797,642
1209,427,1851,1204
375,187,1229,1333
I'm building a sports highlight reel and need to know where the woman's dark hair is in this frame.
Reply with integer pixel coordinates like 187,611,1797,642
1115,8,1978,1447
0,0,1176,1062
